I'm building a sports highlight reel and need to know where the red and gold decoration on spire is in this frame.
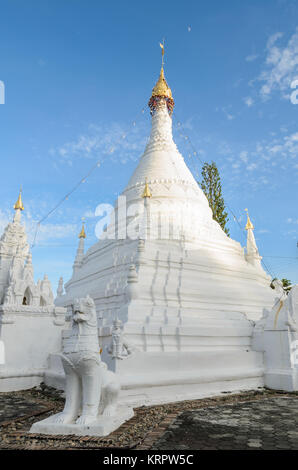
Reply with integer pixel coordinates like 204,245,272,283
148,42,175,115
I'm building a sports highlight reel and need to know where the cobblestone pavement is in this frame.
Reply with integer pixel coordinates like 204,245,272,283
0,387,297,449
0,395,52,425
153,397,298,450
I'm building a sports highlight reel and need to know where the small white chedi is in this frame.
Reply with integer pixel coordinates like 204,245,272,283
51,47,277,405
0,191,67,392
31,295,133,437
253,282,298,391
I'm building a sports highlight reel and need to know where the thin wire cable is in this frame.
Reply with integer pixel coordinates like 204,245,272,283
31,107,147,249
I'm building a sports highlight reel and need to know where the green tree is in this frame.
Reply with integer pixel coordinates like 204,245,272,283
270,278,292,291
200,161,230,236
281,278,292,290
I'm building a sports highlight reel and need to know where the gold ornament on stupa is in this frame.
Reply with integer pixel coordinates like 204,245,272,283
142,178,152,198
151,67,173,99
14,187,24,211
78,222,86,239
149,42,174,115
245,208,254,230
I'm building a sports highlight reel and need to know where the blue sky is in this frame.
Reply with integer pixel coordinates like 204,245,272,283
0,0,297,291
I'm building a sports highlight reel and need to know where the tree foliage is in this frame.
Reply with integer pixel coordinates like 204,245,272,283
271,277,292,291
200,161,230,236
281,278,292,289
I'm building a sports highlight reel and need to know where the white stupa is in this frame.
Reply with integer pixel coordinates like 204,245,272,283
0,190,66,392
52,47,276,405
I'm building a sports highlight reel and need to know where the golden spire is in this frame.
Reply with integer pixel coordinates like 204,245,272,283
151,67,173,99
245,208,254,230
78,221,86,239
142,178,152,198
151,41,173,100
14,187,24,211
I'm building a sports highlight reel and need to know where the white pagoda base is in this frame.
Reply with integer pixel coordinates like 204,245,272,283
45,314,265,407
45,351,264,407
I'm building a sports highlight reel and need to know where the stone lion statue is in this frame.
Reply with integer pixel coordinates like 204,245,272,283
54,295,120,425
107,318,134,359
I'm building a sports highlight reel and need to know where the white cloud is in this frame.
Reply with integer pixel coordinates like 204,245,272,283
244,96,254,107
33,222,77,245
247,163,258,171
218,107,235,121
239,151,248,163
218,142,233,156
287,217,298,224
267,32,283,49
245,54,258,62
258,131,298,164
211,128,298,193
50,121,148,167
259,28,298,100
0,209,77,247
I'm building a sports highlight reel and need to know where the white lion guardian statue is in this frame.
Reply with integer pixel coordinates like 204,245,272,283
54,295,120,425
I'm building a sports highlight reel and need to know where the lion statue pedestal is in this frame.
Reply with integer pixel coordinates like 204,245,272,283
30,296,134,437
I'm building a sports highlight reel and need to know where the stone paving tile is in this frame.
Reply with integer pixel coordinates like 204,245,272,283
1,387,298,450
0,395,51,424
152,397,298,450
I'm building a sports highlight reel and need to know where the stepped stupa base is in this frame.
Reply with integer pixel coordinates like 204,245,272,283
45,348,264,407
119,377,264,407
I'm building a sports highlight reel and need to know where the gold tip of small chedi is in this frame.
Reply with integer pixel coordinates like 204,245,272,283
78,223,86,239
142,178,152,198
14,188,24,211
245,208,254,230
148,42,174,115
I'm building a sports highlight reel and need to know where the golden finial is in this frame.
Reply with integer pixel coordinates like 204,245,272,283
78,218,86,239
14,187,24,211
160,40,165,68
245,208,254,230
151,41,173,100
142,178,152,198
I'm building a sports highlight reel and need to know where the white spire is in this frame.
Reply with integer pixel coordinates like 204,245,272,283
73,225,86,272
121,95,218,245
57,276,64,297
125,100,199,191
245,209,262,268
23,252,34,280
